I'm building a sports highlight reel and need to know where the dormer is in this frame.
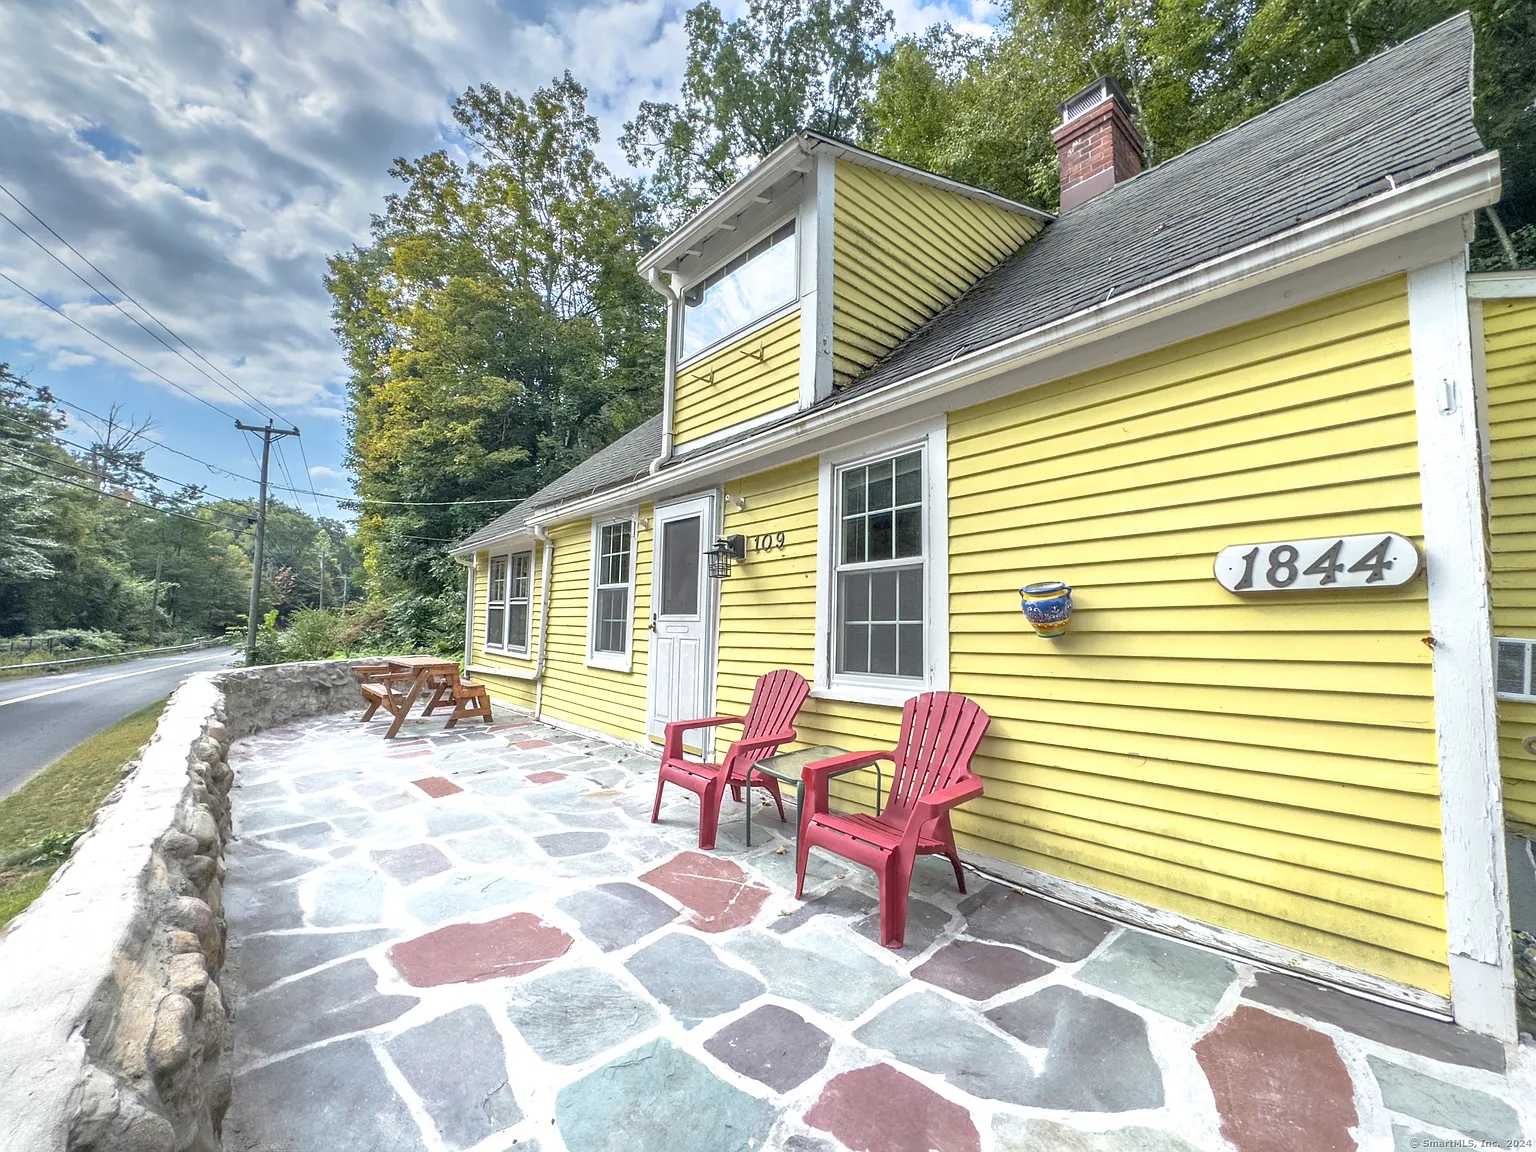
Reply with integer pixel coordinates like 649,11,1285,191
640,135,1049,457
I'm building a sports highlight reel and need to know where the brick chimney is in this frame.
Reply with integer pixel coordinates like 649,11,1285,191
1051,77,1144,211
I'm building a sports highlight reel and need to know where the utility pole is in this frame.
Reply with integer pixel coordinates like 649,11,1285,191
318,541,325,610
236,420,300,660
341,569,349,606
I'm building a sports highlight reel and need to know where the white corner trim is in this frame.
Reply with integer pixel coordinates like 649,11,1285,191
813,417,950,698
1408,256,1517,1044
812,151,836,405
1466,272,1536,298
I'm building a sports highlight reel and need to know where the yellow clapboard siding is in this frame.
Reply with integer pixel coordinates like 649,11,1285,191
830,160,1042,387
535,512,653,741
470,547,538,711
673,311,800,448
1483,297,1536,826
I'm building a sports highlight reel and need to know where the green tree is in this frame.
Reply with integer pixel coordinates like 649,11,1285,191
622,0,895,218
0,366,61,584
328,73,665,651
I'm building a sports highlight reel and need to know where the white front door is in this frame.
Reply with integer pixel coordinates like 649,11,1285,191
646,493,717,743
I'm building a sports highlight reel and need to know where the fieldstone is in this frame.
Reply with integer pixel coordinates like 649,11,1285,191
185,854,217,887
913,939,1055,1000
149,993,196,1075
703,1005,832,1092
1368,1056,1522,1145
537,830,611,857
311,862,387,926
1244,971,1505,1071
854,990,1036,1105
388,912,572,987
992,1117,1204,1152
625,933,766,1028
1194,1006,1357,1152
230,1036,426,1151
640,851,771,932
985,985,1164,1110
556,1038,774,1152
159,830,198,859
386,1006,522,1149
1078,930,1236,1027
165,930,202,955
405,872,535,926
372,843,452,884
959,883,1113,962
804,1063,982,1152
726,926,904,1021
241,957,418,1057
556,882,679,951
238,928,393,991
507,967,659,1064
165,952,208,1002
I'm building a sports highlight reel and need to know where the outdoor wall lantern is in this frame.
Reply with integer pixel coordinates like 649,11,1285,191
1020,581,1073,638
706,535,746,579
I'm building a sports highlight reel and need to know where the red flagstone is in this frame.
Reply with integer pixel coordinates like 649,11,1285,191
388,913,572,987
514,738,553,749
412,776,463,797
528,771,567,784
387,749,434,760
1195,1006,1358,1152
804,1064,980,1152
639,851,771,933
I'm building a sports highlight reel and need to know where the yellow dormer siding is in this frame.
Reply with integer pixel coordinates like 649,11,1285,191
672,310,801,450
831,161,1044,388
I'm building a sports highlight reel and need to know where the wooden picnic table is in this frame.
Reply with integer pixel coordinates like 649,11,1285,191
357,656,462,739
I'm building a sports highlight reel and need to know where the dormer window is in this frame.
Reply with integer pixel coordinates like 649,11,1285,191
681,220,797,361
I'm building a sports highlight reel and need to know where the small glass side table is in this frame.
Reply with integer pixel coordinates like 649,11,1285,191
746,744,880,855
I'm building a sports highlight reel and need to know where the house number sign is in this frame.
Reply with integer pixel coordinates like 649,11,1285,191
751,532,786,553
1214,533,1420,593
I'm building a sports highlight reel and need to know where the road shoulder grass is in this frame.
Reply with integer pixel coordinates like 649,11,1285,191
0,697,168,929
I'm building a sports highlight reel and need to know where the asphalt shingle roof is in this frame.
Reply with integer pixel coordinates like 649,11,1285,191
454,14,1483,553
841,13,1483,398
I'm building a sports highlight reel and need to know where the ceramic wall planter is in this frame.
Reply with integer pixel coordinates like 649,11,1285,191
1020,581,1073,637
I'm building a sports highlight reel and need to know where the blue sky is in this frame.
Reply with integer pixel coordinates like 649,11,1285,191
0,0,991,522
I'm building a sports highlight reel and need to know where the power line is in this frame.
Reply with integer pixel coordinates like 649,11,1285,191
2,434,247,505
0,180,284,423
294,435,326,522
0,267,242,422
3,456,219,526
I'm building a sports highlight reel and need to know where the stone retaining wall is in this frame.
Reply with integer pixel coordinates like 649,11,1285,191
0,658,378,1152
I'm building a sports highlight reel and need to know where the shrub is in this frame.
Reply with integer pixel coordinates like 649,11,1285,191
281,608,349,662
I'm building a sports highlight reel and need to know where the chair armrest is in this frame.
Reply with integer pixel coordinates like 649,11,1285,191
662,715,747,760
727,729,798,765
800,750,894,818
913,777,984,822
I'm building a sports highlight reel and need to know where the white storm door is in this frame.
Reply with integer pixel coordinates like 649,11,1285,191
647,494,716,742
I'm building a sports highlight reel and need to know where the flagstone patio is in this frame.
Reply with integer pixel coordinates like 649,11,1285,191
219,709,1535,1152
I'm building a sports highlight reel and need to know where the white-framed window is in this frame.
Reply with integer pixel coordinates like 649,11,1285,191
588,517,636,671
484,551,533,654
814,420,949,705
681,219,797,362
1497,637,1536,703
486,555,508,651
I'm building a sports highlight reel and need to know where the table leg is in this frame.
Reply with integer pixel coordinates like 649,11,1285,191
385,672,428,739
794,781,805,863
743,773,751,848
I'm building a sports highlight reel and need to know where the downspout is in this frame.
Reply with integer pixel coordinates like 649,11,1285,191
532,524,553,717
648,268,681,474
459,557,474,670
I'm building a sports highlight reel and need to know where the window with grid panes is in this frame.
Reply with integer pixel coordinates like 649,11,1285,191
834,449,925,679
507,552,532,651
592,521,632,655
486,556,508,649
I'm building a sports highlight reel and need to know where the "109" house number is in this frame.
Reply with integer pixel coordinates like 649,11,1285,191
1214,533,1420,593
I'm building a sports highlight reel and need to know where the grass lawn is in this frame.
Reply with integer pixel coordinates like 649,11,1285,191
0,697,168,929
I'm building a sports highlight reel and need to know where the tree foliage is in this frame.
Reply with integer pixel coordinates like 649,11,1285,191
328,74,664,650
621,0,895,218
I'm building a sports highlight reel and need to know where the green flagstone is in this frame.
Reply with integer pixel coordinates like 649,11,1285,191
1369,1057,1523,1145
310,862,386,926
625,933,765,1028
556,1038,773,1152
726,925,903,1021
508,968,659,1065
993,1117,1203,1152
1076,930,1235,1026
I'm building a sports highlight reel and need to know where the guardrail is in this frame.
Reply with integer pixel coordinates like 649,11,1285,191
0,637,226,675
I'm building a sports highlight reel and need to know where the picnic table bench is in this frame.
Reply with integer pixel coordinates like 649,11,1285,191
355,656,491,738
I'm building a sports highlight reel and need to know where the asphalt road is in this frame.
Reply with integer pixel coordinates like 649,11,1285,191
0,647,241,800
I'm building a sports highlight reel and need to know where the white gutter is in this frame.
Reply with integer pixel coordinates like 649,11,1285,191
647,269,682,475
528,151,1502,528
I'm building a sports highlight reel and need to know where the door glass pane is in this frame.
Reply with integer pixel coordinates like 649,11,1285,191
660,516,701,616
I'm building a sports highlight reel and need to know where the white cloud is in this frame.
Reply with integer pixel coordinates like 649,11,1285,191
0,0,981,427
308,464,344,480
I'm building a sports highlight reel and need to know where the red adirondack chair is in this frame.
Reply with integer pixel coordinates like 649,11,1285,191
795,691,990,948
651,669,811,850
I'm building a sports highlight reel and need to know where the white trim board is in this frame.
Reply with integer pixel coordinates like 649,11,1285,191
1408,256,1518,1045
1467,272,1536,298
